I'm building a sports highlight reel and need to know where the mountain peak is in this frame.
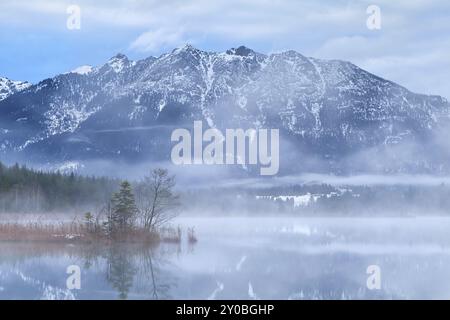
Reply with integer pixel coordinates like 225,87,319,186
172,44,200,55
1,45,449,174
0,77,31,101
69,65,93,75
226,46,255,57
109,53,128,61
106,53,131,73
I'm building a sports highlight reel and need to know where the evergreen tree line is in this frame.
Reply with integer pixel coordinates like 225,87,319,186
0,162,180,235
0,162,118,213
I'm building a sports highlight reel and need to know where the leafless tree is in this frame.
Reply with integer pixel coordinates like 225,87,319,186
135,169,180,230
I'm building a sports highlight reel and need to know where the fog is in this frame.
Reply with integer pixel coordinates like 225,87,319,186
2,109,450,301
2,216,450,299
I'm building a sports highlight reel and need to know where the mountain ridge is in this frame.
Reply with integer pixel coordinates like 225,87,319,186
0,77,31,102
0,45,448,175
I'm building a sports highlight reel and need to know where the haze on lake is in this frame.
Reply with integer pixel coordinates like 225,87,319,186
2,216,450,300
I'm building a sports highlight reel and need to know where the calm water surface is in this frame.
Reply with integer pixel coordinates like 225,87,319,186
1,216,450,300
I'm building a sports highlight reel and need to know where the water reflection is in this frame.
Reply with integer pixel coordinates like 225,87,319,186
102,244,179,300
1,217,450,300
0,242,180,300
105,246,137,300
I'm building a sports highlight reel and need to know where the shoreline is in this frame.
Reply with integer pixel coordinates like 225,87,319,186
0,222,188,244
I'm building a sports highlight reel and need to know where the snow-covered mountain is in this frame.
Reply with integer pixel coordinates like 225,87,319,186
68,65,93,75
0,45,449,174
0,77,31,101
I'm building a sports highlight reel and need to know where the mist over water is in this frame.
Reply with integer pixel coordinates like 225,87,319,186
1,216,450,300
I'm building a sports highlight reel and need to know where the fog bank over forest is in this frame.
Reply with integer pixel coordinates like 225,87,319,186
2,161,450,217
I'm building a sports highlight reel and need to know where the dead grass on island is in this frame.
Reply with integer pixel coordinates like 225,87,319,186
0,222,190,244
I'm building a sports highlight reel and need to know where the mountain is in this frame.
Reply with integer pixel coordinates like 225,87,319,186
0,77,31,101
0,45,449,175
67,65,93,75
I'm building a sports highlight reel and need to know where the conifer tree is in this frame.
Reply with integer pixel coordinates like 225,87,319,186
110,181,137,232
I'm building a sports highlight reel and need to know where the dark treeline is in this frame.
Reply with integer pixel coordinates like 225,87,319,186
3,159,450,216
0,162,118,213
0,164,182,244
182,183,450,216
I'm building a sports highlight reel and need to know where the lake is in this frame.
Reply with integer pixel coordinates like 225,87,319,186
1,216,450,300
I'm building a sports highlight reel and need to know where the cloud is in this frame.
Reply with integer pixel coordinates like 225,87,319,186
0,0,449,98
130,28,187,53
313,31,450,98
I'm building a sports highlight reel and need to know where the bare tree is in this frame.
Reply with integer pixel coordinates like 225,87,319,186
135,169,180,230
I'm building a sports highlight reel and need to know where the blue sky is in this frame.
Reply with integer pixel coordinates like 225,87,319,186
0,0,449,98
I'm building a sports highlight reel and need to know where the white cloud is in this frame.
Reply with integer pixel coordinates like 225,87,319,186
0,0,449,97
130,28,187,53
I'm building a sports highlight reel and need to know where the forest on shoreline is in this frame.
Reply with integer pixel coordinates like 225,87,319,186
0,162,118,212
0,162,189,243
2,161,450,217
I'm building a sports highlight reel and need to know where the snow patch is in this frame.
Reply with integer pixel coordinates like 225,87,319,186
56,161,85,173
0,77,31,101
70,65,93,75
256,193,320,207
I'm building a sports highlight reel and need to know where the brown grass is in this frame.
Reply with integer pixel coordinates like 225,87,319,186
0,222,166,244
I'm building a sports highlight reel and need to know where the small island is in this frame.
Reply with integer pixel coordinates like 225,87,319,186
0,165,196,245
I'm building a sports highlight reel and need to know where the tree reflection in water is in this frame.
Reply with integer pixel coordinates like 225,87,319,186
0,241,183,300
102,243,179,300
105,245,137,299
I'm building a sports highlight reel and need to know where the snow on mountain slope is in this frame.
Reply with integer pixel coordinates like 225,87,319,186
0,45,448,174
69,65,93,75
0,77,31,101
